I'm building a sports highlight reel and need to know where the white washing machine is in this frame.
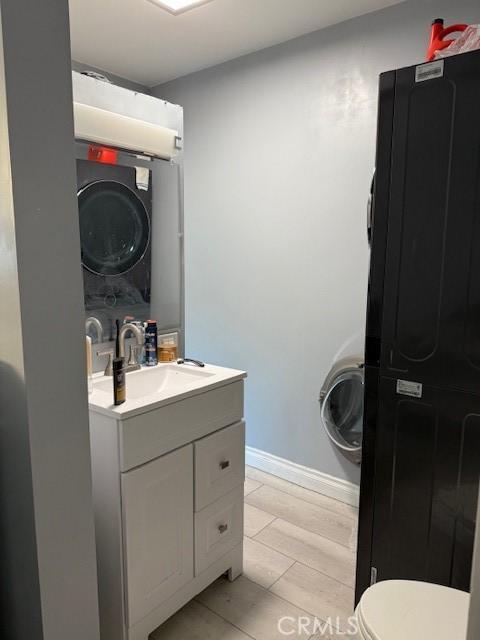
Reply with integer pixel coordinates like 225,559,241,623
319,355,364,465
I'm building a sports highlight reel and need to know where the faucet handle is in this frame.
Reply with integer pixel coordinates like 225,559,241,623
176,358,205,368
97,349,114,376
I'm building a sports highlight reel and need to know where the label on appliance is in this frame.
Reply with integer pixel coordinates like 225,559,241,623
415,60,444,83
396,379,423,398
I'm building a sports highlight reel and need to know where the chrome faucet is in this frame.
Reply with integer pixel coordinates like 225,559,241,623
85,316,104,343
119,322,144,373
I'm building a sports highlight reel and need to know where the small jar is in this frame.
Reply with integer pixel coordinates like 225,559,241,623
158,333,178,362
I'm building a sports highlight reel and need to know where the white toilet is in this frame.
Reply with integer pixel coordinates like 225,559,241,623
354,580,470,640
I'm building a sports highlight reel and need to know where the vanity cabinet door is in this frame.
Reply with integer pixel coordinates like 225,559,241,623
121,444,194,627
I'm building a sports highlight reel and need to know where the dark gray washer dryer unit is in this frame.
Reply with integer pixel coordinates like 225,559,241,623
319,356,364,465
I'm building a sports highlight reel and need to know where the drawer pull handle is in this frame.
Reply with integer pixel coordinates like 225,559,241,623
218,523,228,534
219,460,230,470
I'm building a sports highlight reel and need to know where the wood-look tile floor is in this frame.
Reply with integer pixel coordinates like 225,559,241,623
151,467,359,640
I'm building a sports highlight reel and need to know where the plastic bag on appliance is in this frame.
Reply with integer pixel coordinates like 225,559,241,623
435,25,480,59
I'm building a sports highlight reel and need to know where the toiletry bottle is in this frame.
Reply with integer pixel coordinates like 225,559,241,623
113,318,126,405
145,320,158,366
113,357,126,405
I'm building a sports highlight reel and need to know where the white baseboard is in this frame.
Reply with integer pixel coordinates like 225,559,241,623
245,446,359,507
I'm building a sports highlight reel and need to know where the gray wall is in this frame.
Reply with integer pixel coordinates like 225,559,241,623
153,0,479,485
0,1,100,637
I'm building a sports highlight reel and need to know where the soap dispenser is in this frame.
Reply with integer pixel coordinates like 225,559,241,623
113,319,126,406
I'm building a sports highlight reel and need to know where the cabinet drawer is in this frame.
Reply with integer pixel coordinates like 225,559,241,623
194,487,244,575
120,381,244,471
194,421,245,510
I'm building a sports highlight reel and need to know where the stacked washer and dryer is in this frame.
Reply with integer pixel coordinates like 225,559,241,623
321,49,480,639
352,50,480,640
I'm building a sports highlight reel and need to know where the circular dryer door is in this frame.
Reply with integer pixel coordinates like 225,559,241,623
78,180,150,276
320,364,363,464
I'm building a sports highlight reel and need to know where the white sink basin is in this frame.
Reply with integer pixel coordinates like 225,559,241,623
93,364,214,400
89,362,246,418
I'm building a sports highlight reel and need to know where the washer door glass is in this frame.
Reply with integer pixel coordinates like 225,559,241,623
321,370,363,451
78,180,150,276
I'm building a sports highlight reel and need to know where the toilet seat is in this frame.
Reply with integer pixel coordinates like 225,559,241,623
356,580,469,640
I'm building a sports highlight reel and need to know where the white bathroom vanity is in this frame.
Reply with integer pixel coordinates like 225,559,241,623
88,362,247,640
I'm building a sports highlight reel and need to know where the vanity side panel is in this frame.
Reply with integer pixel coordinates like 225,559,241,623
89,412,126,640
119,381,244,471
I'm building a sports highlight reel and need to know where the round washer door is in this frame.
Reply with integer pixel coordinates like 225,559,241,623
320,360,364,464
78,180,150,276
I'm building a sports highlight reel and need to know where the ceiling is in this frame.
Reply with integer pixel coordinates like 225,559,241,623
69,0,404,87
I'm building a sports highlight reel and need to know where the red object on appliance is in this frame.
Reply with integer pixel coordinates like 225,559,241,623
87,145,118,164
426,18,468,61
